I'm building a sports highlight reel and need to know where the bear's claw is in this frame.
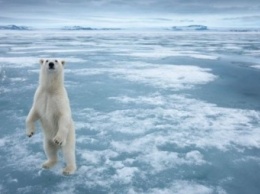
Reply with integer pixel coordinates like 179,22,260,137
42,160,57,169
53,136,63,146
27,132,34,137
62,166,76,175
54,139,62,145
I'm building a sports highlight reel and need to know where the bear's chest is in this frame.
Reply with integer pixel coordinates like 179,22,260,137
37,94,61,120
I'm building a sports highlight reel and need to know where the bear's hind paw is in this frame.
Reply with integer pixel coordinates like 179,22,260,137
42,160,57,169
62,166,76,175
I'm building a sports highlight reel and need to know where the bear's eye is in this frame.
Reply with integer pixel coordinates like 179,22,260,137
55,60,58,63
46,60,49,63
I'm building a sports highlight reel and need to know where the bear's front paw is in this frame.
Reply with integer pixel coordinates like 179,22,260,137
26,130,34,138
53,136,65,146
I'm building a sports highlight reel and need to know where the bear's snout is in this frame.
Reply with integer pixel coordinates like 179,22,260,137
49,62,55,69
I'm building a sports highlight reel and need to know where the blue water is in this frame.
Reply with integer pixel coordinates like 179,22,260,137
0,31,260,194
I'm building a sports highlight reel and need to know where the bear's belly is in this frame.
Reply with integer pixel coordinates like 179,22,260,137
39,115,59,138
37,96,61,138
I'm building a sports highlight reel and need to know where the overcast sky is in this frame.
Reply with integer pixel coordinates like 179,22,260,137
0,0,260,28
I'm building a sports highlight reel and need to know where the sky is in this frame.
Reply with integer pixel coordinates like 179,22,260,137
0,0,260,28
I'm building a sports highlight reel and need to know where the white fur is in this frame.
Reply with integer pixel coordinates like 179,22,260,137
26,59,76,175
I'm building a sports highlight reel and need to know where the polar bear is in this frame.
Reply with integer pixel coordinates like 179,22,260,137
26,59,76,175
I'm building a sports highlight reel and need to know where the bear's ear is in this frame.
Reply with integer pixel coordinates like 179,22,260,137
39,59,45,65
61,60,65,66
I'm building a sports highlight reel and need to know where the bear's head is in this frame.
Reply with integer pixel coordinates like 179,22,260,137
40,59,65,72
39,59,66,89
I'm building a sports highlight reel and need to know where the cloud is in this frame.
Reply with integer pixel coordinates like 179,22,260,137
223,15,260,21
0,0,260,28
1,0,260,23
221,15,260,27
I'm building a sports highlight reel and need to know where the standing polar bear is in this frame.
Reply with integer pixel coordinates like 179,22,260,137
26,59,76,175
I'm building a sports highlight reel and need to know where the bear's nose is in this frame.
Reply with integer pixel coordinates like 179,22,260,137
49,62,54,69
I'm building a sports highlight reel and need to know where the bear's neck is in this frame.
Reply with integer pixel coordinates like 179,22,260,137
39,72,65,93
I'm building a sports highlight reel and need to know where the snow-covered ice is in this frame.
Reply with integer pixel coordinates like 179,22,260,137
0,31,260,194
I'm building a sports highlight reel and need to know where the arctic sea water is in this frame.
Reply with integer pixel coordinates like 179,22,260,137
0,30,260,194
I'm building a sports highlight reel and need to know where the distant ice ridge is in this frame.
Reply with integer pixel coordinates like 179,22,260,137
62,26,122,31
1,24,260,32
0,25,30,30
171,25,208,31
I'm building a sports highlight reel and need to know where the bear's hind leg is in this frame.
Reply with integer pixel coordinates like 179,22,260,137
62,142,76,175
42,139,58,169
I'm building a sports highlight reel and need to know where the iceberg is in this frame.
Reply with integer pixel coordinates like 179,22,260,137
0,25,30,30
171,25,208,31
62,26,121,31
